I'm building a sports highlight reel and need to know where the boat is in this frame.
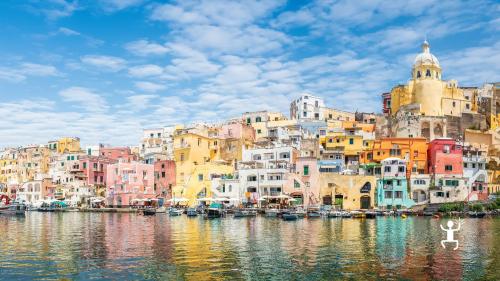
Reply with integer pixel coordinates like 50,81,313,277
292,208,306,218
328,210,342,218
169,208,183,216
468,211,486,218
307,210,321,218
186,208,198,217
37,201,55,212
351,211,366,219
282,212,298,221
0,202,27,216
341,211,352,218
265,208,280,217
365,211,377,219
234,209,257,218
143,208,156,216
401,214,407,219
205,202,224,219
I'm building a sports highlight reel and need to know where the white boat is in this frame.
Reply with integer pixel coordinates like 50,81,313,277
265,208,279,217
169,208,183,216
156,206,167,213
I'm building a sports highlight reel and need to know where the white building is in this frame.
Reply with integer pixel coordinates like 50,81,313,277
463,143,488,201
140,127,175,162
237,146,296,206
290,93,325,121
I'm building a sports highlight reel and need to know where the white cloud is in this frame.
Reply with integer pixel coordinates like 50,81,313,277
81,55,126,72
128,64,164,77
58,27,80,36
125,40,169,56
20,63,60,76
59,87,108,112
126,94,159,111
134,81,167,92
99,0,145,11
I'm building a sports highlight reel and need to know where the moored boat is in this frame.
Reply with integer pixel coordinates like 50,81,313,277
155,206,167,213
186,208,198,217
468,211,486,218
282,212,298,221
234,209,257,218
351,210,366,219
0,202,27,216
143,208,156,216
265,208,279,217
205,202,224,219
169,208,183,216
365,211,377,219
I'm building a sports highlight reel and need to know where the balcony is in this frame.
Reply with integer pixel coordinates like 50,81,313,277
174,143,191,150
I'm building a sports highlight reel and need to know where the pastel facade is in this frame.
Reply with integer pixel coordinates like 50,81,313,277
376,158,415,209
106,162,155,207
154,160,176,199
319,174,376,210
140,127,175,162
462,144,488,201
100,147,137,163
284,156,321,207
78,156,116,196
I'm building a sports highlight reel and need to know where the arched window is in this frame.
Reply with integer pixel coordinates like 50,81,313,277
426,69,431,77
416,71,421,78
255,116,262,122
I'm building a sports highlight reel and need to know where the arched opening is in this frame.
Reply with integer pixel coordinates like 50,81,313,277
421,121,431,139
290,192,303,205
412,189,427,203
360,195,371,209
434,123,443,138
255,116,262,122
426,69,431,77
416,71,421,78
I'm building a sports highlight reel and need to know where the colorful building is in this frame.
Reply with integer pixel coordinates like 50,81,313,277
106,162,155,207
376,158,415,209
319,174,376,210
154,160,176,200
100,147,137,163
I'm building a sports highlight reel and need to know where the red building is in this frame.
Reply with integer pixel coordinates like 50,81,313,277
427,138,463,175
154,160,176,200
100,147,137,163
382,92,391,115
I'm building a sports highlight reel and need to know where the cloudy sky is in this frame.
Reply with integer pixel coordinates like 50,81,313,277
0,0,498,148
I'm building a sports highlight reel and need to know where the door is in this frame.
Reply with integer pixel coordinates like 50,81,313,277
334,195,343,208
360,196,370,209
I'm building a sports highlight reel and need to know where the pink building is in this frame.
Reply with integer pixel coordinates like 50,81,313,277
220,122,255,140
284,157,321,207
100,147,137,163
154,160,176,200
79,156,116,187
427,139,463,175
106,162,155,207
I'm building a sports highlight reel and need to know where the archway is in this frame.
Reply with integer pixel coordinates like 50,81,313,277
322,195,332,205
421,121,430,139
433,123,443,138
360,195,371,209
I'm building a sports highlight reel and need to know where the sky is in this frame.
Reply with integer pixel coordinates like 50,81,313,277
0,0,499,148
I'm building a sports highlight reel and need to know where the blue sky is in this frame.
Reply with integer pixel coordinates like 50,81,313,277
0,0,498,148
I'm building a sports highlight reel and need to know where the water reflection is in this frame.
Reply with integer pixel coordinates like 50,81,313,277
0,213,498,281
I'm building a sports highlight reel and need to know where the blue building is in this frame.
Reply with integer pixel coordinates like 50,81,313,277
376,158,415,209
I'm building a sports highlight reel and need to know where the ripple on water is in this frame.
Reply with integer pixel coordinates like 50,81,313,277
0,213,499,280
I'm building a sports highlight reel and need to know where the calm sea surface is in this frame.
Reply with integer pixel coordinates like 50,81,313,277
0,213,498,281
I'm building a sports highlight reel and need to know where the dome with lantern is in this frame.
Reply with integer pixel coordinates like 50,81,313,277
413,40,440,68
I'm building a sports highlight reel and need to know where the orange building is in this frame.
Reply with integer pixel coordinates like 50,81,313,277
360,138,428,177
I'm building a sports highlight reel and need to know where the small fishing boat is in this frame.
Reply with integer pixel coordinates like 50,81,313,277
265,208,279,217
186,208,198,217
0,202,27,216
143,208,156,216
169,208,183,216
468,211,486,218
365,211,377,219
307,211,321,218
205,202,224,219
282,212,298,221
292,208,306,218
234,209,257,218
351,211,366,219
328,210,342,218
341,211,352,218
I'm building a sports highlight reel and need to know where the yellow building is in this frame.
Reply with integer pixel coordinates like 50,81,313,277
390,41,471,117
48,137,81,154
319,174,376,210
0,159,18,186
172,126,234,204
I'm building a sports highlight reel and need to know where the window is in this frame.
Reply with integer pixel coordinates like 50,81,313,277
390,149,401,156
93,163,98,169
248,176,257,182
398,166,405,173
257,129,262,134
197,138,201,146
384,166,391,173
472,163,476,169
161,172,166,178
256,116,262,122
314,113,319,119
198,174,203,181
303,112,307,117
452,101,456,107
395,191,403,199
466,104,470,110
246,117,251,124
396,180,401,186
416,71,421,78
83,162,87,169
445,180,459,186
414,150,418,157
315,101,319,107
426,69,431,77
303,165,309,176
384,191,393,198
180,153,185,161
445,165,453,171
100,176,103,183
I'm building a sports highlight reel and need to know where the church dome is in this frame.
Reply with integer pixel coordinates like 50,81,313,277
413,40,440,68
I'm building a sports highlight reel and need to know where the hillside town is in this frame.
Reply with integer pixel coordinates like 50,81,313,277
1,41,499,213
